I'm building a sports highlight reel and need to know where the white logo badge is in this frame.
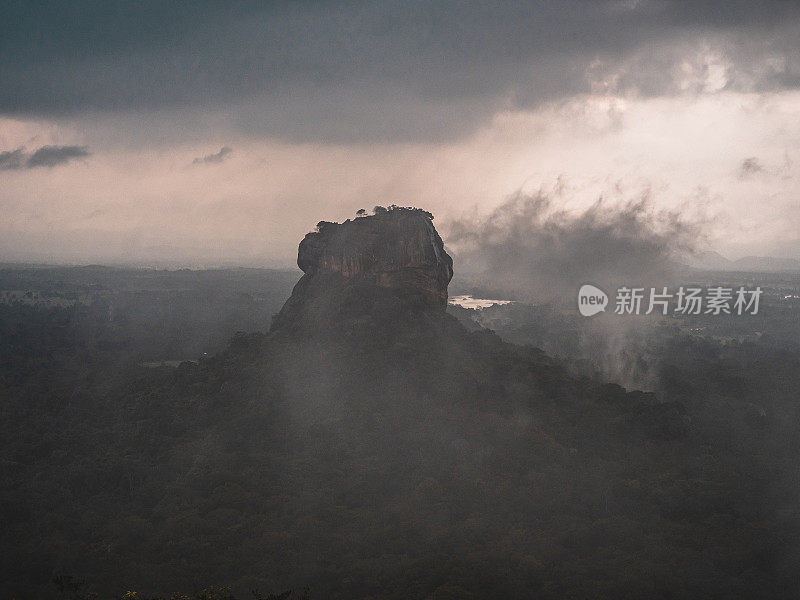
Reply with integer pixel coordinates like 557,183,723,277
578,284,608,316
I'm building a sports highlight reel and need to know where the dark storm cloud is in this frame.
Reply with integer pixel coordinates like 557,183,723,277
192,147,232,165
447,191,701,302
0,148,25,170
27,145,90,167
1,1,799,142
0,145,90,169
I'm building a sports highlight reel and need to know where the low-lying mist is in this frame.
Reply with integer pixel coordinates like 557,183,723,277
446,190,702,304
445,191,714,391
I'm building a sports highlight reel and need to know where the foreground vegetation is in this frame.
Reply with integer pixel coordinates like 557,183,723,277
2,266,799,599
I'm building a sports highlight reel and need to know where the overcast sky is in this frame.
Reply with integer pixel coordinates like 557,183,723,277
1,1,799,266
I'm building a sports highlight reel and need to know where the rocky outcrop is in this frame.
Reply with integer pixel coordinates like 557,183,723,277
272,207,453,332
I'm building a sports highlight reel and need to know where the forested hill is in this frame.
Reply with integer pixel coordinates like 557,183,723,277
1,213,798,598
1,283,795,599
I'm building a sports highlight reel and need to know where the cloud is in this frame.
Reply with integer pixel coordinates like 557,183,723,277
26,145,90,167
738,156,765,179
0,145,90,169
447,190,702,303
1,2,799,142
192,146,232,165
0,148,25,170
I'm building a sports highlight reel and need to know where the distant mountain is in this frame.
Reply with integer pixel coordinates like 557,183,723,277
681,250,800,272
682,250,734,270
733,255,800,272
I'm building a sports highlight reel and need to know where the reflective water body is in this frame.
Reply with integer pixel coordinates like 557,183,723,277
448,295,513,309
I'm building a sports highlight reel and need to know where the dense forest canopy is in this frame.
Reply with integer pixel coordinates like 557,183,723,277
1,260,799,599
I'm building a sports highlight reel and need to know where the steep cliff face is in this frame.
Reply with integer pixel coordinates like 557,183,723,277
272,208,453,332
298,208,453,302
